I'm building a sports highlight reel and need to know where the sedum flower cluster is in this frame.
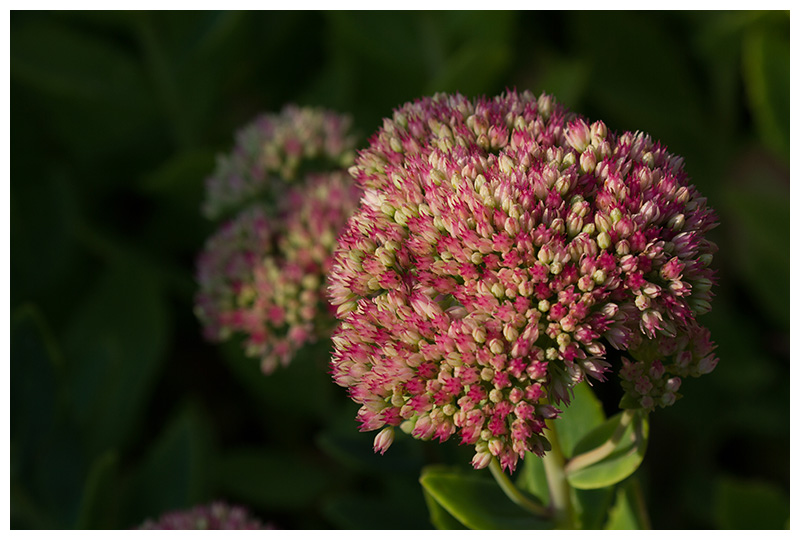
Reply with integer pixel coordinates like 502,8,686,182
196,106,360,373
328,90,718,472
138,502,269,530
203,105,357,220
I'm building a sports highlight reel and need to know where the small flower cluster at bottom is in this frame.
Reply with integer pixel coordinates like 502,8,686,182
137,502,271,530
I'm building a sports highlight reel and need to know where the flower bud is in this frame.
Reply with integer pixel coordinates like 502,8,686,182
565,119,592,153
373,426,395,455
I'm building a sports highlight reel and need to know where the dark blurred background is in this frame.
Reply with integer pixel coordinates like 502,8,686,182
10,11,790,530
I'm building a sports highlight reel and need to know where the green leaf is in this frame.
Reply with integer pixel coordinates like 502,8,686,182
10,17,159,161
420,11,516,97
11,305,63,465
219,339,337,436
572,486,615,530
721,151,789,328
322,486,432,530
62,259,169,455
532,54,590,109
214,447,330,511
316,429,425,475
742,15,790,161
423,491,467,530
690,12,753,140
10,174,82,306
140,149,214,200
567,11,707,158
605,478,650,530
566,410,649,490
76,452,119,529
516,452,550,506
126,403,213,526
715,476,789,529
420,465,552,530
552,381,606,459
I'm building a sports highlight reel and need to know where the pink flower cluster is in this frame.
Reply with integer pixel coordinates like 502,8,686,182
138,502,270,530
203,105,357,220
196,106,360,373
328,90,718,472
197,172,360,373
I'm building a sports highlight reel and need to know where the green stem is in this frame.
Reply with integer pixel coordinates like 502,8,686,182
488,458,551,519
542,418,575,529
563,409,636,476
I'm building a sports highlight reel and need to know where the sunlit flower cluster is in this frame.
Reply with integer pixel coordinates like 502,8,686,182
196,107,360,373
138,502,269,530
328,90,717,472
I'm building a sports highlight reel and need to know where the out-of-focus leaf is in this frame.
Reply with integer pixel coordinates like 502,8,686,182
140,149,215,201
421,11,516,97
605,478,650,530
219,339,337,438
531,55,590,109
552,381,606,459
420,466,552,530
316,415,425,475
566,411,649,490
10,174,81,308
566,12,707,167
126,404,213,526
322,479,431,530
11,305,62,465
423,491,468,530
573,485,615,530
314,11,516,133
721,150,789,327
31,421,87,528
62,259,169,455
691,12,754,139
10,305,83,528
133,12,250,149
10,481,57,529
139,150,216,259
214,448,330,511
425,42,511,97
76,452,119,529
10,17,159,161
516,452,550,506
742,15,789,161
714,476,789,530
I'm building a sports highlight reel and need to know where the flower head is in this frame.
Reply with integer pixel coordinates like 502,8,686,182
138,502,270,530
203,105,357,220
328,90,718,472
196,172,360,373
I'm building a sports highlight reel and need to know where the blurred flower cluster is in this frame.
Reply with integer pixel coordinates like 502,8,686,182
203,105,357,220
328,90,718,472
138,502,270,530
196,106,361,373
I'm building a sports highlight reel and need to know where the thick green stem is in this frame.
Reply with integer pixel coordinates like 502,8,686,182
564,409,636,476
542,419,575,529
488,458,551,519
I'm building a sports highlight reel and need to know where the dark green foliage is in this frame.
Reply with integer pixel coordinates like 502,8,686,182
10,10,788,529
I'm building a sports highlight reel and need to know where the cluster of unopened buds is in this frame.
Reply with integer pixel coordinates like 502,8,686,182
195,106,360,373
138,502,270,530
328,90,718,472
